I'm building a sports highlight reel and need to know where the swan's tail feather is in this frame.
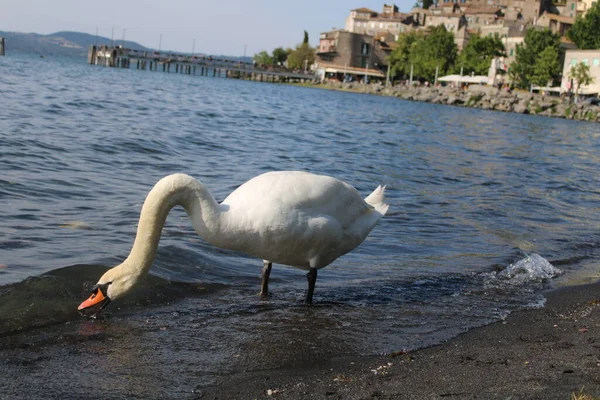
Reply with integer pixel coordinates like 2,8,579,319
365,185,389,216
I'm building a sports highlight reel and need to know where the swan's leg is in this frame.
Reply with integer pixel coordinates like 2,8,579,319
260,261,272,296
305,267,317,305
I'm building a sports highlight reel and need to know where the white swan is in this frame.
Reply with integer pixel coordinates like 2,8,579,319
78,171,388,311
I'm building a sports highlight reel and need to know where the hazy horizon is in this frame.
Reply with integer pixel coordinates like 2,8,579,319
1,0,415,57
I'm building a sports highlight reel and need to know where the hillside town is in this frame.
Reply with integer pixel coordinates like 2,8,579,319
313,1,600,96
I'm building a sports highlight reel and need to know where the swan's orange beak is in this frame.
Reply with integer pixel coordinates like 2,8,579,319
78,285,109,311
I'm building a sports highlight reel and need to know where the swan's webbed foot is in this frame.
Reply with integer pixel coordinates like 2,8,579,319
305,267,317,305
260,261,272,297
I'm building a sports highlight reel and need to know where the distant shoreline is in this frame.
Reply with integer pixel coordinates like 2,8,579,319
291,81,600,124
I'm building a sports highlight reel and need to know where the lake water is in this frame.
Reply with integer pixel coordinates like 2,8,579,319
2,54,600,397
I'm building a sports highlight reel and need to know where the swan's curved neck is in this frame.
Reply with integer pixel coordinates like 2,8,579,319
124,174,220,277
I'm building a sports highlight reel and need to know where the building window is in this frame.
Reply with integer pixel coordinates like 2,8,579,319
361,43,370,55
593,58,600,66
510,48,514,56
583,58,589,65
571,3,575,9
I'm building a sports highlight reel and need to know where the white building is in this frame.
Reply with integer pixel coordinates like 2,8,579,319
345,4,415,38
561,49,600,95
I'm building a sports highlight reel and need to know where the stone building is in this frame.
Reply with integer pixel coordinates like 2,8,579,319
547,0,580,18
425,7,467,33
315,30,389,82
507,0,552,21
345,5,415,38
535,12,575,34
463,7,503,29
576,0,596,15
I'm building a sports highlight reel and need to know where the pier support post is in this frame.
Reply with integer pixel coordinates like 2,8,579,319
0,37,4,56
87,45,96,64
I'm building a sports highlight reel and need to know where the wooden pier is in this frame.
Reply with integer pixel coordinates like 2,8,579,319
0,38,5,56
87,45,315,83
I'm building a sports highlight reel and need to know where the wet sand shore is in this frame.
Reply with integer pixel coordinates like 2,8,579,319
204,281,600,400
2,278,600,399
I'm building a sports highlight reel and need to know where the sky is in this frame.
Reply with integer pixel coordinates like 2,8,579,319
1,0,414,56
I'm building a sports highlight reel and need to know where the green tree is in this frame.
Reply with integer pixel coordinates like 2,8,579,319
272,47,288,66
413,0,434,8
530,46,561,86
411,25,458,82
389,26,457,82
253,50,273,66
287,43,315,70
569,62,595,96
509,28,562,88
456,34,505,76
389,31,424,78
286,31,315,71
567,2,600,49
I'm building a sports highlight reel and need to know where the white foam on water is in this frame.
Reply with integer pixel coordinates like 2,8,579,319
485,254,562,287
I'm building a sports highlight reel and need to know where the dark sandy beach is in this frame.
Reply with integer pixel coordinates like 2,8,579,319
202,281,600,400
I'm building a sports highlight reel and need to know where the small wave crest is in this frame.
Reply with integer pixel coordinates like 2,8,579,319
0,264,228,337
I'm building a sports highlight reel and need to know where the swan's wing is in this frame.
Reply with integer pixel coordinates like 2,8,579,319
222,171,371,227
218,171,383,268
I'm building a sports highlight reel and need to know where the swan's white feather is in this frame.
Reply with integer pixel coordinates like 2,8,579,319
214,171,387,268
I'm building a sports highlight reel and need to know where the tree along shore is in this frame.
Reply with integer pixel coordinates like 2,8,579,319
314,81,600,123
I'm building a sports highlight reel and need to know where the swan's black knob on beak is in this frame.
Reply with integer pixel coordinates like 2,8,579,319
78,283,111,311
